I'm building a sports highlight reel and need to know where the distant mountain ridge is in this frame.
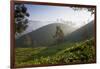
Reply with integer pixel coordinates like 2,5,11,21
16,21,94,48
16,23,75,47
16,20,78,38
65,21,94,42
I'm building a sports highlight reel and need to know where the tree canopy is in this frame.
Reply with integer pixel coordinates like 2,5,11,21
71,7,95,15
14,4,30,35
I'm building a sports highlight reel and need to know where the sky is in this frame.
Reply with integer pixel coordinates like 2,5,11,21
25,4,94,28
16,4,94,37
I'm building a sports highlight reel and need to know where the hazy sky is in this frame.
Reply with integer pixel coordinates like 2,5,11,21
26,4,94,27
16,4,94,37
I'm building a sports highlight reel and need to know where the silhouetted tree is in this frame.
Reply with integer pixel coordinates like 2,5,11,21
14,4,30,35
70,7,95,15
53,26,64,43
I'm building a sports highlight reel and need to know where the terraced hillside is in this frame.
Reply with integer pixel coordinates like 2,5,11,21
15,37,95,67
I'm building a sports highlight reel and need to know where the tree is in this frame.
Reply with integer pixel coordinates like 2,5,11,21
70,7,95,15
53,26,64,43
14,4,30,35
24,35,33,46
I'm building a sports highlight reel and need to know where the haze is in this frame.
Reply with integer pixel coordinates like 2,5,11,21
17,4,94,36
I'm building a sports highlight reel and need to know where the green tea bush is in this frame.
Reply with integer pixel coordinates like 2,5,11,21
15,38,95,67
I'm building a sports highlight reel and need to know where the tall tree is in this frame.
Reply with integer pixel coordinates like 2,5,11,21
53,26,64,43
14,4,30,35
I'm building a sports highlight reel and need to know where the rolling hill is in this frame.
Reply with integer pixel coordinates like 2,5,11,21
16,23,75,47
16,21,94,48
64,21,94,42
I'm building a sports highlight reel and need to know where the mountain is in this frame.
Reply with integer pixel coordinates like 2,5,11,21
18,20,62,36
18,20,47,36
16,21,94,48
16,23,75,47
64,21,94,42
16,20,78,38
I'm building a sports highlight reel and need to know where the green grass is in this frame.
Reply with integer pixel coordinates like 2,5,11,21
15,38,95,67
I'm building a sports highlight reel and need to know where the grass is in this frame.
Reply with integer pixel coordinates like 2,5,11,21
15,38,95,67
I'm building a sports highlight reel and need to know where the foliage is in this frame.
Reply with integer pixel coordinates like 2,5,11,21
15,38,95,67
71,7,95,15
14,4,30,34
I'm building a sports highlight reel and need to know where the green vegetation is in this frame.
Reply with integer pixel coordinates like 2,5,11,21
15,38,95,67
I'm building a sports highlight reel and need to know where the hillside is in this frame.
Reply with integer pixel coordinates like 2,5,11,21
15,21,95,67
16,23,75,47
65,21,94,42
15,37,95,67
16,21,94,48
